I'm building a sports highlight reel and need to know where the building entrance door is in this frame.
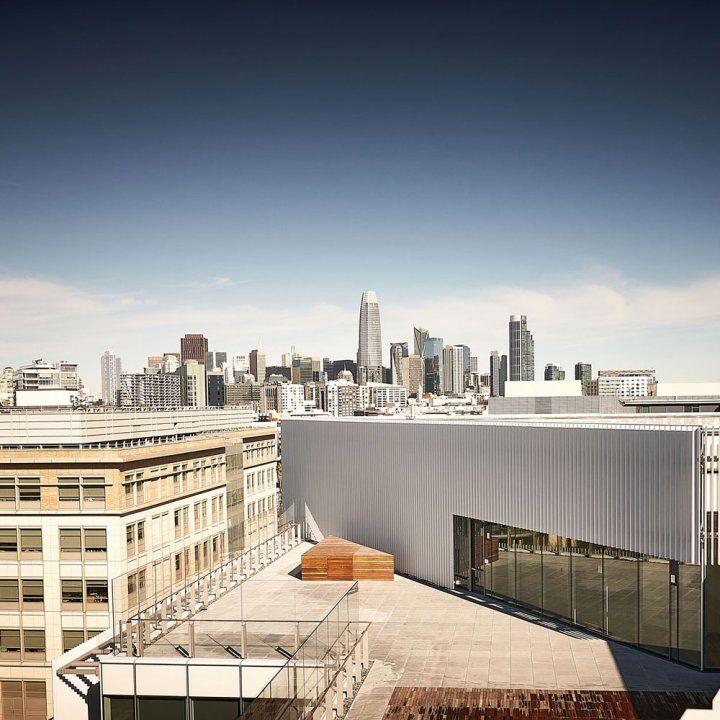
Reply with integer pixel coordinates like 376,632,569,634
470,519,486,594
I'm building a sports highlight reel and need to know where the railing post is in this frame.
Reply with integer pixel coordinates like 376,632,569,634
125,621,133,657
188,621,195,657
324,685,333,718
344,657,354,699
294,622,300,653
354,643,362,682
241,621,247,658
362,632,369,670
335,666,345,718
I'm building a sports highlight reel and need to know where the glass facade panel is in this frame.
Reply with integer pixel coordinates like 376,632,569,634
451,515,704,669
541,535,571,621
191,698,241,720
703,565,720,668
515,530,542,611
678,563,701,667
452,515,469,589
604,549,639,645
571,542,604,631
487,525,514,601
639,557,670,657
137,697,184,720
103,696,134,720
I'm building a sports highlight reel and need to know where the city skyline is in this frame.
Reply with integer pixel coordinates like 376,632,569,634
2,278,720,394
1,1,719,391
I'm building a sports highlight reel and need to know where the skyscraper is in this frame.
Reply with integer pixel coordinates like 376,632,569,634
390,342,408,386
544,363,566,381
413,327,429,357
423,337,444,394
489,350,508,397
249,349,266,383
509,314,534,381
180,334,208,364
205,351,228,370
575,362,592,395
357,290,382,368
100,350,121,405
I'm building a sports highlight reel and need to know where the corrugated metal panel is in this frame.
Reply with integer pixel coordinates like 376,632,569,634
282,418,700,589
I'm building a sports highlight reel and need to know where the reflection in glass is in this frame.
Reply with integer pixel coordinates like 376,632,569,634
541,535,571,621
678,563,701,667
639,556,669,657
515,530,542,611
471,519,487,593
604,548,639,645
487,525,514,601
571,542,603,631
137,697,185,720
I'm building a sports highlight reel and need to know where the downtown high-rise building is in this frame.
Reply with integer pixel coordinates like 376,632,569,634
413,327,429,357
509,314,534,381
544,363,566,381
489,350,508,397
180,334,208,365
249,348,266,384
390,342,409,386
357,290,382,368
205,351,228,370
423,337,444,394
575,362,592,395
100,350,122,405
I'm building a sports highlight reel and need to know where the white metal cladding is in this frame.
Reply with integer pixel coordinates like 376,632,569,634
282,418,701,589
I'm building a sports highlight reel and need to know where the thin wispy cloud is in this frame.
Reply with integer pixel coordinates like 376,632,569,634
1,272,719,393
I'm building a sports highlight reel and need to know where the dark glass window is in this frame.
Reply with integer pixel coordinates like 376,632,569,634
541,535,571,621
136,697,185,720
704,564,720,668
515,530,542,611
572,542,604,632
487,525,514,601
191,698,242,720
452,516,469,589
604,548,639,645
103,696,135,720
678,563,701,667
639,556,670,657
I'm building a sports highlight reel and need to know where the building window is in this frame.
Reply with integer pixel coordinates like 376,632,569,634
136,522,145,553
60,528,82,560
58,477,81,506
0,529,17,558
126,524,136,556
82,478,106,508
61,580,84,609
17,478,41,508
0,477,16,507
22,630,45,660
0,629,21,659
84,529,107,559
86,580,109,609
20,529,42,558
0,580,19,609
62,630,86,653
21,580,44,608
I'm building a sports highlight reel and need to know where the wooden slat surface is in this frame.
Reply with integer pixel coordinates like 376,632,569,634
301,536,394,581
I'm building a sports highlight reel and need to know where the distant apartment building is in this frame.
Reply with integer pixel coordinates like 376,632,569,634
509,315,534,381
119,370,181,408
544,363,566,381
575,362,592,395
146,355,163,370
161,353,180,374
100,351,122,406
358,382,407,410
225,381,262,408
179,334,208,365
0,368,15,407
14,360,79,392
277,384,305,414
179,361,206,407
598,370,656,398
249,349,266,384
0,406,277,719
489,351,507,397
321,379,360,417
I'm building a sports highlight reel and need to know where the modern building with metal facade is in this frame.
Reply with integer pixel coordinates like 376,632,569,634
282,416,720,670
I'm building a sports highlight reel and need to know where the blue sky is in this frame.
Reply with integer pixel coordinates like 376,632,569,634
1,1,719,392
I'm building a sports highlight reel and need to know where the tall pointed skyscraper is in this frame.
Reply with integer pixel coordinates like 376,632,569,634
509,314,535,381
357,290,383,368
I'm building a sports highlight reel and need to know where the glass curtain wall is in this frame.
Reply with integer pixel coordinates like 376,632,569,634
452,515,705,669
